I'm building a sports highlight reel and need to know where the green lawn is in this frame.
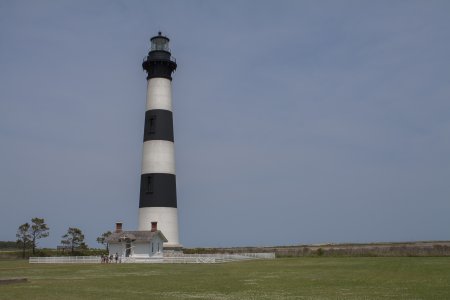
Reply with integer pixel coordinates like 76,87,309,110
1,257,449,299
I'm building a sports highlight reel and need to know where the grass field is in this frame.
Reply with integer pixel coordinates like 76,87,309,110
1,257,449,299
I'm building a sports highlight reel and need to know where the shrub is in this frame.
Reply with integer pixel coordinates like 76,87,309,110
316,248,324,256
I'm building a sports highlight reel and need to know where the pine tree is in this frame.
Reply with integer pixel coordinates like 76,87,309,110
96,231,112,251
30,218,50,254
16,223,32,258
61,227,85,253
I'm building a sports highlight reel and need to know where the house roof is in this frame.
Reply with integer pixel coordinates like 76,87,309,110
106,230,168,243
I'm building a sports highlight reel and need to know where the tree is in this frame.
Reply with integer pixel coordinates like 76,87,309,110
61,227,85,253
30,218,49,254
60,239,71,253
96,231,112,251
79,242,89,250
16,223,32,258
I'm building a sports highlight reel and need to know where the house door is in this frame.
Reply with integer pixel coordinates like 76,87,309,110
125,241,131,257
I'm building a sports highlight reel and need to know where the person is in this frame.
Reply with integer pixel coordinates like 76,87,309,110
115,253,119,263
109,254,113,263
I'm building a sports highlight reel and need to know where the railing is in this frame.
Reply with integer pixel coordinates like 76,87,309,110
164,252,276,260
143,55,177,64
29,253,275,264
239,253,276,259
124,253,275,264
165,257,217,263
29,256,101,264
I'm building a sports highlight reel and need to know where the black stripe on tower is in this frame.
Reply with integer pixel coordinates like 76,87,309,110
139,173,177,208
142,51,177,81
144,109,174,142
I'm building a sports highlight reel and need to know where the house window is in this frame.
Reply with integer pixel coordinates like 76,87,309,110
151,242,154,253
146,176,153,194
157,243,160,252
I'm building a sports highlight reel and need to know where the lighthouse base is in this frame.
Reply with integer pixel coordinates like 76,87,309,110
138,207,180,247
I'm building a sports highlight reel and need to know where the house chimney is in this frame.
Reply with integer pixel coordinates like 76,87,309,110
115,222,123,233
151,222,157,232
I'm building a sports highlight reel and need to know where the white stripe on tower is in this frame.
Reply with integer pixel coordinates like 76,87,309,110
146,78,173,111
141,140,175,174
139,32,180,248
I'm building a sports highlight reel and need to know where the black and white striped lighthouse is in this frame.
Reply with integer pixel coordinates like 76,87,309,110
139,32,180,248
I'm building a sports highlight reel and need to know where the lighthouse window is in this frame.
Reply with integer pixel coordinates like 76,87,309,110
148,115,156,134
146,176,153,194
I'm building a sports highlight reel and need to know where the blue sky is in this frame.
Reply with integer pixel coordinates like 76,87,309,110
1,0,449,248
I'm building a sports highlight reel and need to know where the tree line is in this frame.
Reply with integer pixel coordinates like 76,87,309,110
15,217,112,258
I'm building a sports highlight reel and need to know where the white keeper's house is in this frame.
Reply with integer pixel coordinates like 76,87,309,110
106,222,167,259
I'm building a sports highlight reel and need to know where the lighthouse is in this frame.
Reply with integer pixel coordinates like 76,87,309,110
139,32,180,248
